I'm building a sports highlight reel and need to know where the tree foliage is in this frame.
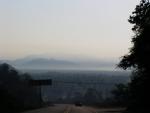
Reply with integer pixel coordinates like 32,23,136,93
118,0,150,70
118,0,150,112
0,63,40,113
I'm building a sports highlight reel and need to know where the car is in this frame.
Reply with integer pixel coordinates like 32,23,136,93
75,102,82,106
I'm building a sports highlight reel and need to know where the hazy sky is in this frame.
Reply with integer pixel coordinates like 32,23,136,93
0,0,139,61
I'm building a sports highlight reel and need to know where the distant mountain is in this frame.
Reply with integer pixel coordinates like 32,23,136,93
0,57,117,70
14,58,77,69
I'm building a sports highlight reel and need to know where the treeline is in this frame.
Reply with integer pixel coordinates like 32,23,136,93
0,63,41,113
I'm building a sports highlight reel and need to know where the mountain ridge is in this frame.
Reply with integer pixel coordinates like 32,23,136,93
0,57,116,70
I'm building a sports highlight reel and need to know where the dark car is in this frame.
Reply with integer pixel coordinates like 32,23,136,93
75,102,82,106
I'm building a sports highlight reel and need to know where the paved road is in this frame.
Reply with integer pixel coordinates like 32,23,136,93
22,104,124,113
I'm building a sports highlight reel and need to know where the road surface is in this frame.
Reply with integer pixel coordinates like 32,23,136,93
22,104,124,113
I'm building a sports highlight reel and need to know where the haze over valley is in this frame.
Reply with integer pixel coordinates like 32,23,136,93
0,56,118,71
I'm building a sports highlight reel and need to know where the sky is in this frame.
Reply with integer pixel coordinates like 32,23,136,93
0,0,140,61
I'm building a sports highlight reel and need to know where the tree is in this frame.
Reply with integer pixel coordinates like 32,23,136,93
0,63,41,113
118,0,150,112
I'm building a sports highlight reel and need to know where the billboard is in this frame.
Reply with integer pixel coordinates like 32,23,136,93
30,79,52,86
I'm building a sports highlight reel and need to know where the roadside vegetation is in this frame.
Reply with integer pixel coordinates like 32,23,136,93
115,0,150,112
0,63,41,113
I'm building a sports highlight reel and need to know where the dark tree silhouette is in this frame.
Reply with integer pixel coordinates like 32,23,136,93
118,0,150,112
0,63,40,113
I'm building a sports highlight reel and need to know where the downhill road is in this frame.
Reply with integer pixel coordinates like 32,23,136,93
22,104,124,113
